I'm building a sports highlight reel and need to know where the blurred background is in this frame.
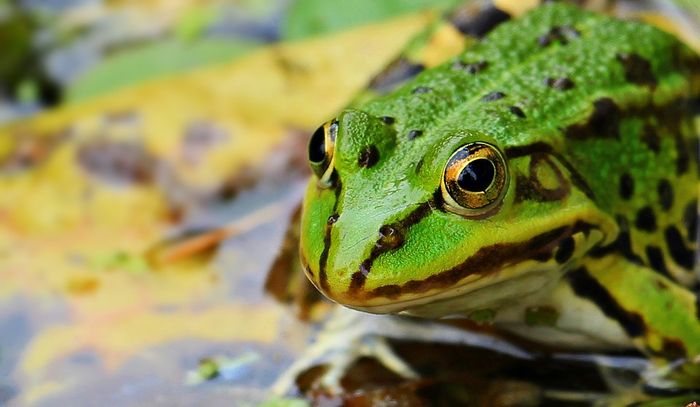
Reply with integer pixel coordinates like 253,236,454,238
0,0,698,406
0,0,495,122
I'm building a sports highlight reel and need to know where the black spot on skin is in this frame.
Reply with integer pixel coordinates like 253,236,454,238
407,130,423,140
683,200,698,242
635,206,657,232
448,4,510,38
664,226,695,270
509,106,526,118
657,179,674,211
641,123,661,153
454,60,489,74
538,25,580,47
566,98,621,140
481,91,506,102
616,53,657,88
645,245,672,278
412,86,433,94
555,236,575,264
544,77,575,90
619,173,634,200
368,58,425,94
379,116,396,125
567,267,646,337
358,145,380,168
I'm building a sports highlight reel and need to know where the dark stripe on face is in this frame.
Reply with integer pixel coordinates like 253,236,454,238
555,236,575,264
664,225,695,270
505,142,597,204
515,153,571,203
368,58,425,94
317,180,343,294
363,222,595,299
567,266,646,337
349,200,434,293
447,4,510,38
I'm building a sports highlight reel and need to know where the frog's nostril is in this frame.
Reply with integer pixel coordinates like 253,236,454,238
377,225,405,250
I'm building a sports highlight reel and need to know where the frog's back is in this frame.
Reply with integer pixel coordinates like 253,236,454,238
361,3,700,287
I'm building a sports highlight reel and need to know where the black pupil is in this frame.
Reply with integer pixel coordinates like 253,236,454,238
457,159,495,192
309,126,326,163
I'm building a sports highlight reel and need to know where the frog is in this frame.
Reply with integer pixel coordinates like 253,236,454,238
297,0,700,394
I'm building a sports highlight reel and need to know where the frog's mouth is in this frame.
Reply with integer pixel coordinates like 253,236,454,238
334,225,607,319
351,264,562,319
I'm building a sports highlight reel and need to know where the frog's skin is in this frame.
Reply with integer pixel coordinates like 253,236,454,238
299,1,700,371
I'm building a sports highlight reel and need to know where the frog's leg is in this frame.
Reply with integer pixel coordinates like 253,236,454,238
270,307,420,395
499,254,700,391
504,255,700,355
558,255,700,390
566,256,700,361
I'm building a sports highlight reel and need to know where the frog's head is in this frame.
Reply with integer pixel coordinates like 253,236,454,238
300,109,617,318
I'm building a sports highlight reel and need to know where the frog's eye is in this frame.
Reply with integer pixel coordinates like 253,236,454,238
441,142,508,216
308,119,338,185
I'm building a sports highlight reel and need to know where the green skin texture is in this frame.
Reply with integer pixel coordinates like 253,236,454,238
300,3,700,364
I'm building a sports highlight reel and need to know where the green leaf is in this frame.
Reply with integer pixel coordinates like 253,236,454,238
68,38,260,102
282,0,462,40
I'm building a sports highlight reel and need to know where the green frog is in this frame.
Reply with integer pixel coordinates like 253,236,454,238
298,1,700,391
